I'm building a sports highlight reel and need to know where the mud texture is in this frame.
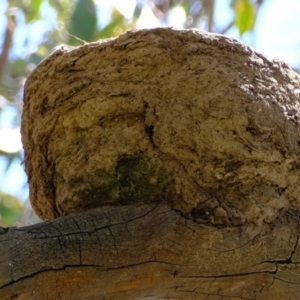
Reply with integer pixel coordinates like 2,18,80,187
22,28,300,222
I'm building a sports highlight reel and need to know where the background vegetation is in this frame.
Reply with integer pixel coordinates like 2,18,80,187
0,0,298,226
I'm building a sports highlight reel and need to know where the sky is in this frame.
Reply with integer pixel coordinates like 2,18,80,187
1,0,300,202
215,0,300,68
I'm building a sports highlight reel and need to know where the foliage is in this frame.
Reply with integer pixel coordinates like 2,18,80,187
232,0,256,34
0,0,262,225
0,191,23,226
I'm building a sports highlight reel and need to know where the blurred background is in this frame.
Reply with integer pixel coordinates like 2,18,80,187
0,0,300,226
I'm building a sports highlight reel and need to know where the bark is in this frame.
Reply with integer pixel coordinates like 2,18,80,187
1,204,300,300
3,28,300,299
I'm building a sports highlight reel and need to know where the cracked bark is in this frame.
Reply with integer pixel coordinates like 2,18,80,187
2,28,300,299
1,204,300,299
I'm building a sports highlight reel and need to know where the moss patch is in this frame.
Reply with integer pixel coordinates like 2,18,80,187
77,154,173,210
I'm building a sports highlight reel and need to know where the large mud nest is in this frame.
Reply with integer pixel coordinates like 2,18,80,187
22,28,300,223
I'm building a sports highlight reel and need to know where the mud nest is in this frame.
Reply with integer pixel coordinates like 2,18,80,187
22,28,300,225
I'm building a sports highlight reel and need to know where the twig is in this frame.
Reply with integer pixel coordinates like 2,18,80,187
0,14,16,80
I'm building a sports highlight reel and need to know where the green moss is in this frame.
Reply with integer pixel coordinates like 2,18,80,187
78,154,173,208
115,154,172,204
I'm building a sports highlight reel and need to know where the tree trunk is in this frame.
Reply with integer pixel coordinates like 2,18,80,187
2,28,300,299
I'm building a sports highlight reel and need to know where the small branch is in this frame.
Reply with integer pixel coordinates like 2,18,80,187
203,0,215,32
220,20,235,35
0,14,16,80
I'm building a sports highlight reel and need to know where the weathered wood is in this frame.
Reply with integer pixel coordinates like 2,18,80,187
1,204,300,299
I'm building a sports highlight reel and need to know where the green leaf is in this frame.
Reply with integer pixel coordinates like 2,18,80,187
233,0,256,35
0,192,23,227
31,0,43,12
22,0,43,23
68,0,97,45
10,59,27,78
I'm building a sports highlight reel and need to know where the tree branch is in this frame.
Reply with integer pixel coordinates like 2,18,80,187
0,14,15,80
0,204,300,299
